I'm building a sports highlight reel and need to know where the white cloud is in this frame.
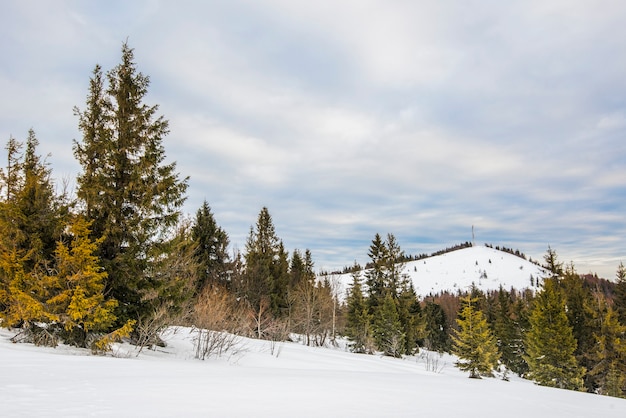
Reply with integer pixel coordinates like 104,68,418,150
1,0,626,279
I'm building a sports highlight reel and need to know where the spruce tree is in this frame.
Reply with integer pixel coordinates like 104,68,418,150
0,132,65,330
46,217,119,347
524,278,584,390
73,43,188,325
492,287,528,376
423,301,450,352
561,262,598,391
344,267,371,353
396,279,423,355
191,200,230,293
587,307,626,398
365,233,388,313
615,262,626,325
452,295,500,378
243,207,288,318
372,292,405,357
543,246,563,281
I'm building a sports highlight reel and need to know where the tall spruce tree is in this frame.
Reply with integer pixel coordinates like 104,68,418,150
452,295,500,378
191,201,230,293
344,267,371,353
524,277,584,390
561,262,598,391
73,43,188,325
243,207,288,318
365,233,388,313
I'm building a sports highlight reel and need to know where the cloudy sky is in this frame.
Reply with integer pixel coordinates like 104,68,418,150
1,0,625,279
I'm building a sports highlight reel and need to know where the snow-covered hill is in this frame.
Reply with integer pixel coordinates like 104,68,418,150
1,326,624,417
331,245,547,297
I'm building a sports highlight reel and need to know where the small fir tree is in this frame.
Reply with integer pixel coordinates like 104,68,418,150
372,292,405,357
587,307,626,398
423,301,450,352
492,287,528,376
46,217,118,347
452,295,500,378
344,268,372,353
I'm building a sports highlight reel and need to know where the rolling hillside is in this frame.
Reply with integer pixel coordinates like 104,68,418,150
331,245,547,297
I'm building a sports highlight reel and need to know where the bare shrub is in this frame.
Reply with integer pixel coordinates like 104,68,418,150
10,325,59,347
419,350,447,373
192,285,242,360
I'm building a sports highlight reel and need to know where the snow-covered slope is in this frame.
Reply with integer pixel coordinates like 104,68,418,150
332,245,546,297
1,327,624,417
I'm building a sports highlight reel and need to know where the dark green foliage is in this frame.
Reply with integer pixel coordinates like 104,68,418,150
363,233,419,356
372,292,405,357
615,262,626,325
289,249,315,289
243,207,289,318
452,295,500,378
73,43,188,325
525,277,584,390
365,233,388,312
192,201,230,293
344,267,371,353
422,301,450,352
561,262,599,391
543,246,563,281
587,306,626,398
396,279,423,355
492,287,528,376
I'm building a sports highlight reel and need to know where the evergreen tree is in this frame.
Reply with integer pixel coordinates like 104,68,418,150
13,130,65,272
543,246,563,281
243,207,288,318
561,262,598,391
365,233,388,313
270,241,290,317
587,307,626,398
423,301,450,352
396,279,423,355
372,292,405,357
383,233,405,299
289,249,306,289
615,262,626,325
344,267,371,353
73,43,188,325
452,295,500,378
191,201,230,293
0,132,65,330
524,278,584,390
492,287,528,376
46,217,119,347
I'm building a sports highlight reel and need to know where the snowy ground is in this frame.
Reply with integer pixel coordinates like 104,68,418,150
1,327,624,417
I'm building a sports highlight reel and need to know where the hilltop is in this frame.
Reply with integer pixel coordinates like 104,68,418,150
330,245,547,297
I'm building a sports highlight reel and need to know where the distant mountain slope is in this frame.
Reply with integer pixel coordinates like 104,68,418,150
331,245,547,298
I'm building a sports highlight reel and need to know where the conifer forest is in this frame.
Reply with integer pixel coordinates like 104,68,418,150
1,44,625,399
